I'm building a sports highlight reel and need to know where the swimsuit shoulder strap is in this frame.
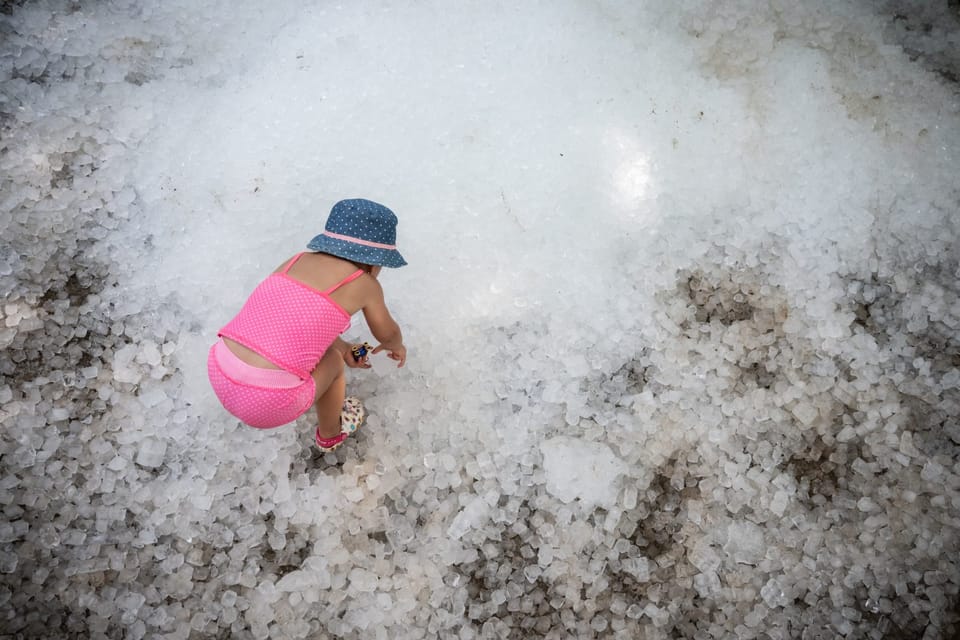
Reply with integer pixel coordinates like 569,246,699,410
281,252,306,274
322,269,365,295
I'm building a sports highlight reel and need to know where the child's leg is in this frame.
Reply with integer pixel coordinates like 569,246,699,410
311,348,346,439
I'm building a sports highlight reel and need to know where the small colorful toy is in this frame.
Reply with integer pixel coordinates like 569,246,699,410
351,342,373,362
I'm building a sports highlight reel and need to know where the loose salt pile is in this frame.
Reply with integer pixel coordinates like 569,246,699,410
1,0,959,638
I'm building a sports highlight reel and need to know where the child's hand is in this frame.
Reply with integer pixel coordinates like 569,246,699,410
344,344,372,369
373,344,406,368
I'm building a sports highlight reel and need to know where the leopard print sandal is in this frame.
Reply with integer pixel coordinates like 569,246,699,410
315,397,366,452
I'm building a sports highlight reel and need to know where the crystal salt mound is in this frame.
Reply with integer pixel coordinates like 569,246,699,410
540,436,627,508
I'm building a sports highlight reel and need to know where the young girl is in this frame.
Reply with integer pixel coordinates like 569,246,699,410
207,198,407,452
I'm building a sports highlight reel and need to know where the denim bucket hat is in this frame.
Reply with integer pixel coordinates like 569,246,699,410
306,199,407,268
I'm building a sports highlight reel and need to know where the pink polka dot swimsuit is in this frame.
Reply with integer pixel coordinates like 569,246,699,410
207,253,363,428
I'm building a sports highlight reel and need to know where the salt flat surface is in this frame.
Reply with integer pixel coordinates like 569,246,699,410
1,0,959,637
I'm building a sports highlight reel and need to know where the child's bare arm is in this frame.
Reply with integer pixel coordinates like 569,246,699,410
362,281,406,367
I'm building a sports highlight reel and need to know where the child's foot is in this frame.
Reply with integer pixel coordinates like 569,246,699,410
315,397,366,452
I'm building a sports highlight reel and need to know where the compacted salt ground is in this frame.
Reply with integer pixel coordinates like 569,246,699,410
1,1,959,638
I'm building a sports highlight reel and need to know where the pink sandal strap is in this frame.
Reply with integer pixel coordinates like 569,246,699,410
315,429,347,451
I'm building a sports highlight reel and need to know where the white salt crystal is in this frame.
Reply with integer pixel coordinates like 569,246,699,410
190,493,213,511
387,515,414,546
138,388,168,408
724,522,765,564
540,437,626,508
921,461,944,483
81,366,100,379
118,592,146,612
602,508,621,532
643,603,669,627
0,523,16,543
760,578,787,608
135,438,167,468
590,615,608,632
791,402,818,426
621,485,638,510
440,453,457,472
836,425,856,442
745,606,766,627
348,568,378,592
343,487,365,503
276,571,320,591
112,344,142,384
523,565,542,583
538,546,554,567
622,557,650,582
448,491,497,540
941,368,960,389
694,571,721,598
0,551,17,573
770,491,789,516
137,340,163,366
689,540,721,573
561,353,589,377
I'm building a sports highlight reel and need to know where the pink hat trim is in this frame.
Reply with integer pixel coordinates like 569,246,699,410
322,230,397,250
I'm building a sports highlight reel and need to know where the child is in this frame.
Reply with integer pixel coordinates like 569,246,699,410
207,198,407,452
